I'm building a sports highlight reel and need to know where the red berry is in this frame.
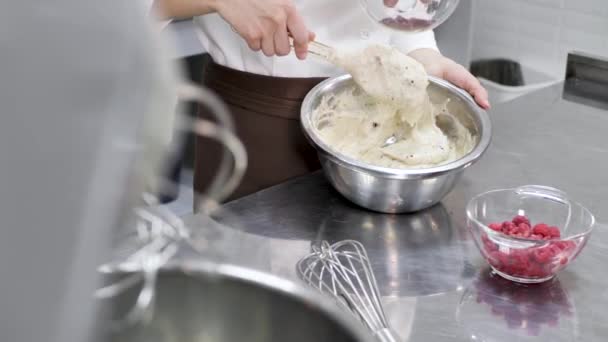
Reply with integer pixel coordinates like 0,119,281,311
554,241,568,250
548,226,561,239
482,234,498,252
548,244,562,257
487,251,502,267
488,223,502,231
497,251,511,265
532,247,553,263
518,223,531,237
512,215,530,226
513,251,529,267
532,223,550,236
383,0,399,8
482,218,571,280
526,263,544,277
502,221,516,233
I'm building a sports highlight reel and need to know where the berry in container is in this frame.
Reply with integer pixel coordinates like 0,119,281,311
466,185,595,283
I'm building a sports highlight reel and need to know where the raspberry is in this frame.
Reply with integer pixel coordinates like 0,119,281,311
512,215,530,226
526,263,543,277
518,223,531,237
497,251,511,265
481,216,571,281
482,234,498,252
513,256,530,271
383,0,399,8
554,241,568,250
502,221,516,233
547,226,561,239
487,251,502,267
548,244,562,257
532,247,553,263
488,223,502,231
532,223,550,237
512,249,527,258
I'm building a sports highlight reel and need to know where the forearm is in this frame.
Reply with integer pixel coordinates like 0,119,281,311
407,48,444,67
408,48,451,78
153,0,218,20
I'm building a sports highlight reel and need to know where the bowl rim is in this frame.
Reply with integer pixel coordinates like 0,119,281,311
300,74,492,179
465,186,596,243
101,260,376,341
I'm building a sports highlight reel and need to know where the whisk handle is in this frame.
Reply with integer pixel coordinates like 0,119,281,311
374,328,401,342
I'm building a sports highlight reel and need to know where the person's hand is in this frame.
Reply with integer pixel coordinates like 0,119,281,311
215,0,314,59
408,48,490,109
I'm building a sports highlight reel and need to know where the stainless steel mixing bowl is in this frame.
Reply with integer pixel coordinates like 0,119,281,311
98,262,373,342
301,74,491,213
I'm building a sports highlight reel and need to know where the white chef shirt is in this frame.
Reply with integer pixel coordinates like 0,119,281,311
193,0,438,77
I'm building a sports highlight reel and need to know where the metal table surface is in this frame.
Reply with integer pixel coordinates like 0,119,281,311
183,82,608,341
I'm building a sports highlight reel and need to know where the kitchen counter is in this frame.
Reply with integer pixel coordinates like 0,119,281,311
183,81,608,341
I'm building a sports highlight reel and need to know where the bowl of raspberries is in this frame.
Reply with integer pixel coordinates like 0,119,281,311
466,185,595,283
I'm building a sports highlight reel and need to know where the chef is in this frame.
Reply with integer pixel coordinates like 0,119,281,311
152,0,490,201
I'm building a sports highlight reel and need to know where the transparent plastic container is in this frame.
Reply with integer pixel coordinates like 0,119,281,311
466,185,595,283
362,0,460,32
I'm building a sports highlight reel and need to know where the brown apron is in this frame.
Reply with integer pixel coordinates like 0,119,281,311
194,56,326,201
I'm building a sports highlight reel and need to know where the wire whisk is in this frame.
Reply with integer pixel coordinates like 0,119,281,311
297,240,401,342
95,81,248,331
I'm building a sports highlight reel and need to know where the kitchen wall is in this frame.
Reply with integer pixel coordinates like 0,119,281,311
471,0,608,80
435,0,474,67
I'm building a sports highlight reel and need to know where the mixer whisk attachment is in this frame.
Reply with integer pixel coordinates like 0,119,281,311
297,240,401,342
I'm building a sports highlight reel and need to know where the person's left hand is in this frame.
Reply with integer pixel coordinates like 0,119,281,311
408,48,490,109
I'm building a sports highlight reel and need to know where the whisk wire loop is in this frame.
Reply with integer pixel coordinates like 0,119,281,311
297,240,400,341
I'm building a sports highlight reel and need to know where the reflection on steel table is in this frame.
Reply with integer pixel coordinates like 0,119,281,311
457,269,577,340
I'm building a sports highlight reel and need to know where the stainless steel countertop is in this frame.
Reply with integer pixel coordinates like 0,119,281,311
183,82,608,341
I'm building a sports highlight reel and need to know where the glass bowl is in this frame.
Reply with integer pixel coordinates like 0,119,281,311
361,0,460,32
466,185,595,283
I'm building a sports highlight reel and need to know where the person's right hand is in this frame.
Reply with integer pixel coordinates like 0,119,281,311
215,0,314,59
